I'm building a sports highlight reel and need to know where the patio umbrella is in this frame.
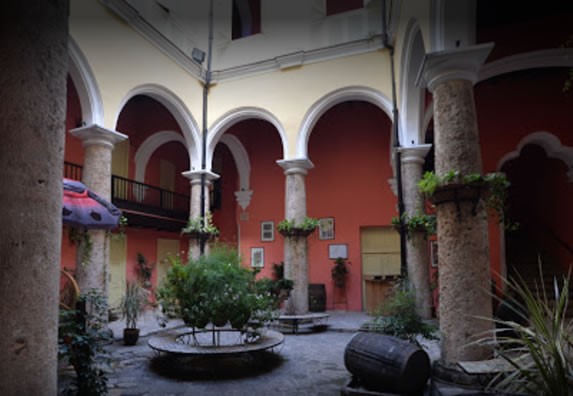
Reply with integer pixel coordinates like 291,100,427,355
63,178,122,230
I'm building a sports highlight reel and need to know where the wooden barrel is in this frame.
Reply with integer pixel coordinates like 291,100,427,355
308,283,326,312
344,332,431,394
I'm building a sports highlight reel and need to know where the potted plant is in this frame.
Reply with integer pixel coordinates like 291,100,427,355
331,257,350,288
136,252,154,289
181,211,220,240
277,217,319,237
120,280,149,345
391,213,436,239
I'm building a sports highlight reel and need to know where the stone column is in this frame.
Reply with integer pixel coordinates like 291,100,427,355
277,159,314,315
70,125,127,306
0,1,68,395
418,44,494,364
401,145,433,319
182,170,219,260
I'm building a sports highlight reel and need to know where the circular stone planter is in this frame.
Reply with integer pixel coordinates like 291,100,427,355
182,230,218,241
429,183,488,217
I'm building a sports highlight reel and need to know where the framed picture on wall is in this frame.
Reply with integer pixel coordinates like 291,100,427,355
318,217,335,240
261,221,274,242
251,247,264,268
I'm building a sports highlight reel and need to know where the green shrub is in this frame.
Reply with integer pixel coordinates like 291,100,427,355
156,246,278,332
365,285,437,346
474,265,573,395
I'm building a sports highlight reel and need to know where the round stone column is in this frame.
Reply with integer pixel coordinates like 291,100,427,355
182,170,219,260
70,125,127,304
418,43,494,364
277,159,314,315
401,145,433,319
0,1,69,394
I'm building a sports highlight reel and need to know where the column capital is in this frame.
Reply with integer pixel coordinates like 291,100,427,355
70,123,127,149
276,158,314,176
416,43,494,92
182,169,220,184
399,144,432,165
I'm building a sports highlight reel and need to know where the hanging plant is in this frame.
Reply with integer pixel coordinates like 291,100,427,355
277,217,319,237
391,213,436,239
418,170,517,230
181,211,219,240
68,226,92,267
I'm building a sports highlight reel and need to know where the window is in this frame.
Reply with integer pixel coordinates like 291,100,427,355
326,0,363,16
232,0,261,40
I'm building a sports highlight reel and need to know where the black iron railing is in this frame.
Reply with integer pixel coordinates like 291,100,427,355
111,175,189,218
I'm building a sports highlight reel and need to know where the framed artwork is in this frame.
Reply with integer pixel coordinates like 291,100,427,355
251,247,264,268
261,221,274,242
430,240,438,267
318,217,335,240
328,243,348,259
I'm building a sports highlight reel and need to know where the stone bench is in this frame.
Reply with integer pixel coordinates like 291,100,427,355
275,313,330,334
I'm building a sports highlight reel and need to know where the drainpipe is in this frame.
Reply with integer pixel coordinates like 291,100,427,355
382,0,408,277
200,0,214,255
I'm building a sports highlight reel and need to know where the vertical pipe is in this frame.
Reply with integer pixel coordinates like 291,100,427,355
200,0,214,255
382,0,408,276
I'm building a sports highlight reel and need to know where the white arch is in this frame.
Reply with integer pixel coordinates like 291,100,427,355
219,134,251,192
399,19,426,146
134,130,187,183
479,48,573,82
114,84,201,171
68,37,104,125
207,107,287,168
497,131,573,181
297,86,393,159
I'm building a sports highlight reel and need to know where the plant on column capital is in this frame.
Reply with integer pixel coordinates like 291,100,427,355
181,211,219,240
391,213,436,239
277,217,319,237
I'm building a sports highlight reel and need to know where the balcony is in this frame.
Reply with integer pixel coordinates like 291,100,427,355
64,162,190,232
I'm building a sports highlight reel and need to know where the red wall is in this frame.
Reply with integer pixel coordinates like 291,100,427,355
226,120,285,278
307,101,395,311
212,143,239,245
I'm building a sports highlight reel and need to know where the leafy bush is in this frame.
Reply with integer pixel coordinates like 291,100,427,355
474,266,573,395
364,284,437,346
156,246,278,333
58,290,110,396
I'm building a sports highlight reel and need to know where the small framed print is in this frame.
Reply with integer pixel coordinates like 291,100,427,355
319,217,335,240
430,240,438,267
251,247,264,268
261,221,274,242
328,243,348,260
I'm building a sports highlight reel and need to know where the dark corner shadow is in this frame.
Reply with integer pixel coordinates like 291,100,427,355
149,351,285,381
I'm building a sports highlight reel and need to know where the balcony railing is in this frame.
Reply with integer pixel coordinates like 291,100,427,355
111,175,189,221
63,161,190,229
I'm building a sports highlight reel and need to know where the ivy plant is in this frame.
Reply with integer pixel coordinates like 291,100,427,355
418,170,517,230
391,213,436,239
277,217,319,237
181,211,219,238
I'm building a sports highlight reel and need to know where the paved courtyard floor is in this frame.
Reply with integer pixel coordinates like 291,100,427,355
59,311,441,396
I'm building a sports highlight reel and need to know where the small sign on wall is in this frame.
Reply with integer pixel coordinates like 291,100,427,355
328,243,348,259
319,217,335,240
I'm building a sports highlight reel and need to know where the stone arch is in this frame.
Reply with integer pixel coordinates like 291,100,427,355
297,86,393,159
497,132,573,181
68,37,104,125
399,19,427,146
114,84,201,170
208,106,287,169
134,130,188,183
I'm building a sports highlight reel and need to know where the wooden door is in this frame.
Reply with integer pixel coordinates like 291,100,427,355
361,227,400,313
159,159,175,210
156,239,180,288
